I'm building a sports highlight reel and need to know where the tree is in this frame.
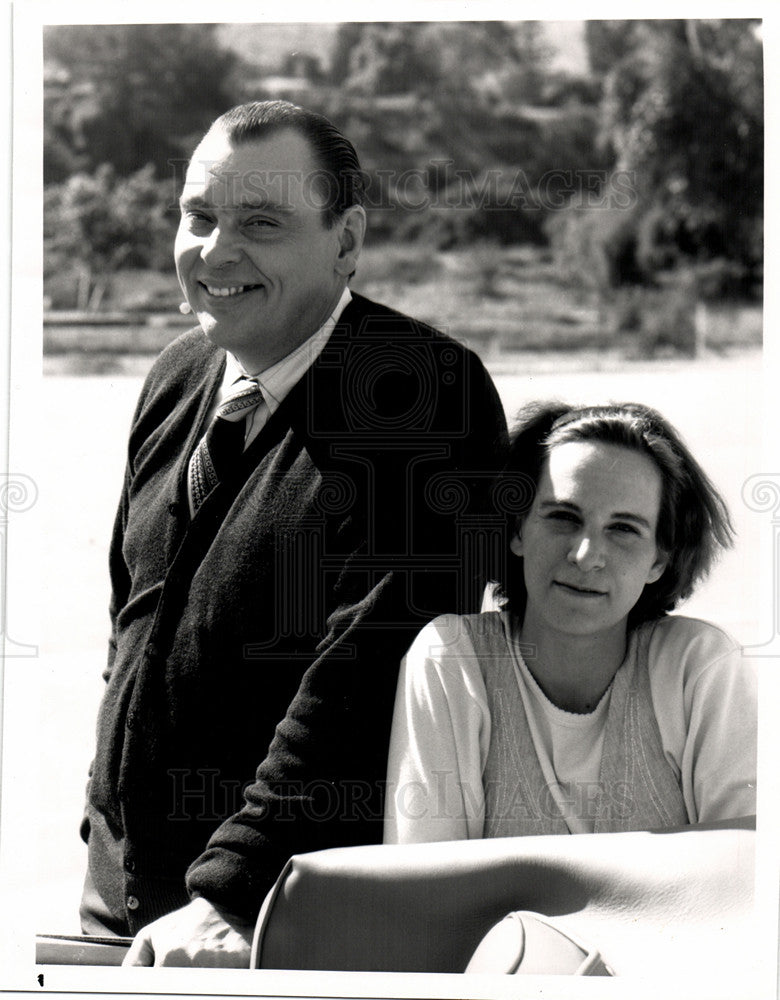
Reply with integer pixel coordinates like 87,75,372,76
323,20,594,247
329,21,535,101
584,20,637,77
494,21,555,105
330,22,440,95
43,24,241,181
45,164,176,310
555,19,763,296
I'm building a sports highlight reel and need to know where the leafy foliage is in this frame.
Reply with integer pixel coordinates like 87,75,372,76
44,24,240,181
42,19,763,313
329,21,541,100
317,22,608,248
45,165,177,309
548,19,763,298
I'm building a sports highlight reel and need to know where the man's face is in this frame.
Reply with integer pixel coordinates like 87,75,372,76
175,127,362,372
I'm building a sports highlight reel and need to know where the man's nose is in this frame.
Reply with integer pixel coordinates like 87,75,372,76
200,226,242,267
567,533,606,571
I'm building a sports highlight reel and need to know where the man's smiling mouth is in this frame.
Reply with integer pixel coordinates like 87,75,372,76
200,282,262,297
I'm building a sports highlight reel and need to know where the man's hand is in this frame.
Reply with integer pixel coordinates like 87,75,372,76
122,896,254,967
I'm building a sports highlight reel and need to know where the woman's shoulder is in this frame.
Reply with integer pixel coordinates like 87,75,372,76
413,611,503,647
640,614,743,673
403,614,495,701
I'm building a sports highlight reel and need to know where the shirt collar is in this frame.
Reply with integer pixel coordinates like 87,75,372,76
222,287,352,415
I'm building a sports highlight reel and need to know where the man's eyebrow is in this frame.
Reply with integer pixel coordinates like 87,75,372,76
179,194,294,213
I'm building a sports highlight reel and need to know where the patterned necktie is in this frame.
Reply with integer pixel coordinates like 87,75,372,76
188,376,265,512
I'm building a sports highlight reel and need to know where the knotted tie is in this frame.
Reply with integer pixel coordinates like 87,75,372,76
188,376,265,512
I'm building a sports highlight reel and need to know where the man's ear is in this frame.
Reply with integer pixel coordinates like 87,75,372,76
509,531,523,558
334,205,367,277
645,550,669,585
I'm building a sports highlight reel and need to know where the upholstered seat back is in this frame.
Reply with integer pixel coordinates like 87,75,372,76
252,827,755,979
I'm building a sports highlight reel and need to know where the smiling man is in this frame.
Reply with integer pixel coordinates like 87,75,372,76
176,125,361,372
78,101,507,967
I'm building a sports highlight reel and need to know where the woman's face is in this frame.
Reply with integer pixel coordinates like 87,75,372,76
511,440,668,645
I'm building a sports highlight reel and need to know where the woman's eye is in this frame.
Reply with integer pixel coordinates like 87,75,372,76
545,511,579,525
611,523,640,536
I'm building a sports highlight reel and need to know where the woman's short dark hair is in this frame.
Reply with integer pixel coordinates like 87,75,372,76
199,100,365,228
493,401,734,629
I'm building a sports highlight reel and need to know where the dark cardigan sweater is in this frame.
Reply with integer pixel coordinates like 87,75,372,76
84,293,508,930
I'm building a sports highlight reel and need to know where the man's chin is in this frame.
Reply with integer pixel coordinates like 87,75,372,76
195,317,275,370
196,313,234,346
194,315,244,358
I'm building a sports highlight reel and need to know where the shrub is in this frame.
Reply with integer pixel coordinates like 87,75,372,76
45,164,177,309
545,201,642,297
614,283,698,358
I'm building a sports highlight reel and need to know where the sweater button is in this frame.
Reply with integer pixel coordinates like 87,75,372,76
126,895,140,911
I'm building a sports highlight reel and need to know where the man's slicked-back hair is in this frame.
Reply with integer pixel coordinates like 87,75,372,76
203,100,366,228
493,401,734,630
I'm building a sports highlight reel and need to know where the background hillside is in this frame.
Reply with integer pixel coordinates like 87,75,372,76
42,18,762,362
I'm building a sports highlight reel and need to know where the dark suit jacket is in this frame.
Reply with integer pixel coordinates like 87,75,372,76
84,292,507,929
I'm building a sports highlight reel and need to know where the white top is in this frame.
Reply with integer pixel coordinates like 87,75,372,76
384,613,757,844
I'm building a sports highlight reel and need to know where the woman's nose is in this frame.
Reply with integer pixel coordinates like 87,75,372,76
567,534,606,571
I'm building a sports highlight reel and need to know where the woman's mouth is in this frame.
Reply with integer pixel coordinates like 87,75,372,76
554,581,607,598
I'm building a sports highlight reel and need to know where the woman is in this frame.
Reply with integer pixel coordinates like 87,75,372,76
384,402,756,843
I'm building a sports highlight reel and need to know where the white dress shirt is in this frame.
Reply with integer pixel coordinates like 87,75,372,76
187,287,352,514
213,286,352,448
